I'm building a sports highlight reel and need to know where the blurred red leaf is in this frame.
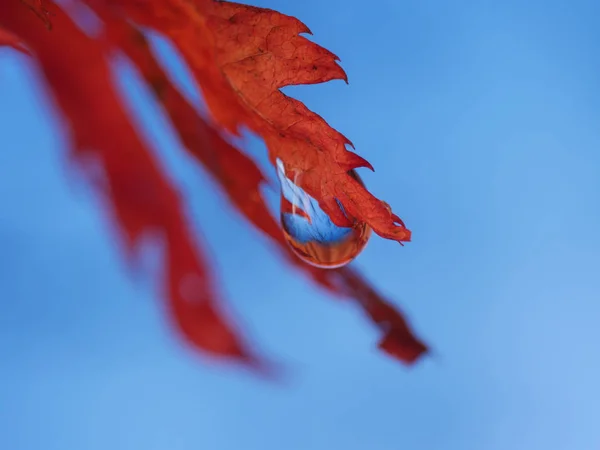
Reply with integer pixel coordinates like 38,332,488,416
0,0,427,370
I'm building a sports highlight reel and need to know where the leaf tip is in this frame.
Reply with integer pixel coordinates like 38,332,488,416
378,331,429,365
344,151,374,172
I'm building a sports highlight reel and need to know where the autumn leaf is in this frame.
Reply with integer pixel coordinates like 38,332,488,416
0,1,267,372
0,0,427,370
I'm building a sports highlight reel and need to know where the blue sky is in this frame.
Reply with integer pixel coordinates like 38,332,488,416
2,0,600,449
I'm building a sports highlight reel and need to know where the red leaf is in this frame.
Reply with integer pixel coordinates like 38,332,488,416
1,0,428,368
0,1,264,369
204,2,411,243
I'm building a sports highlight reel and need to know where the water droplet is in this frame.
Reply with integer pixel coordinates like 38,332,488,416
276,159,371,269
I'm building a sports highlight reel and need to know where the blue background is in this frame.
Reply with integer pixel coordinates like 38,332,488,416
2,0,600,449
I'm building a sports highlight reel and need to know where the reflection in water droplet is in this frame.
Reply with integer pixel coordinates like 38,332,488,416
276,159,371,269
